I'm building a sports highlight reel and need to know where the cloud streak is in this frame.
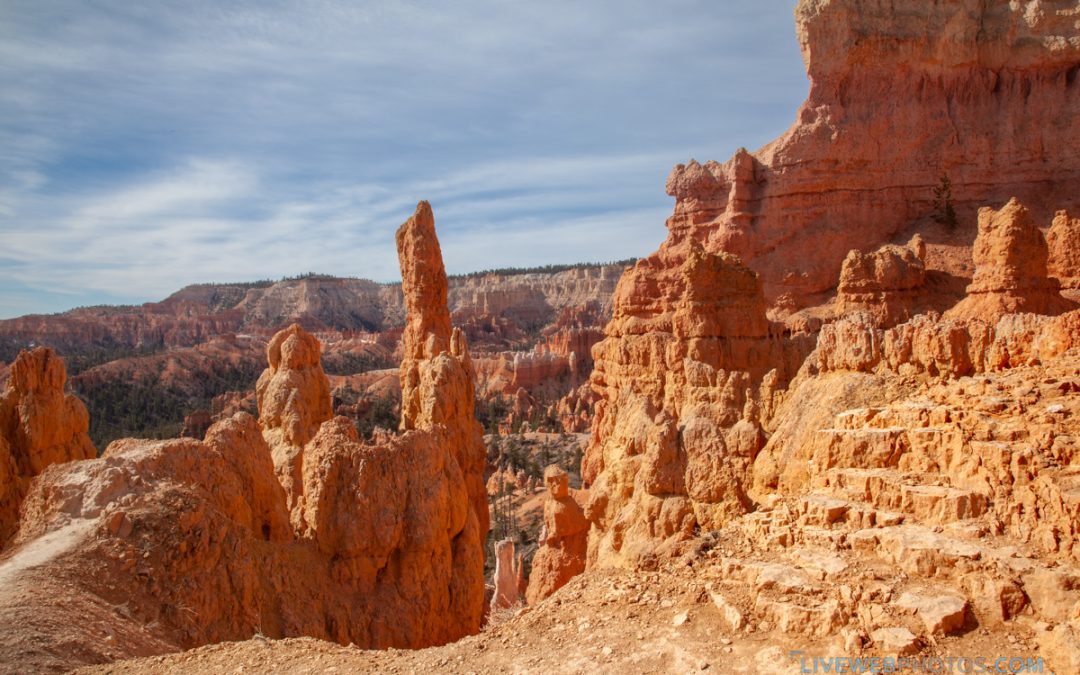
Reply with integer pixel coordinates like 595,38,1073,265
0,0,805,318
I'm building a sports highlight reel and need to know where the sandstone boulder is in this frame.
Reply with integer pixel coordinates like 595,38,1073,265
870,627,919,656
894,592,967,635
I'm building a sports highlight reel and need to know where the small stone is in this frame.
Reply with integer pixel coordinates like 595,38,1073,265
895,592,967,635
709,591,745,631
871,627,919,656
602,646,613,657
673,611,690,627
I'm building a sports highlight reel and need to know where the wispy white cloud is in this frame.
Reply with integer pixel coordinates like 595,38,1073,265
0,0,805,318
71,159,256,227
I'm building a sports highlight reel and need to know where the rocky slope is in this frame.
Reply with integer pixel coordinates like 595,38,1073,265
666,0,1080,306
83,557,1051,675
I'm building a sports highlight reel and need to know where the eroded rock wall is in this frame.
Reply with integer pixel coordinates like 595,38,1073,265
667,0,1080,304
583,238,812,567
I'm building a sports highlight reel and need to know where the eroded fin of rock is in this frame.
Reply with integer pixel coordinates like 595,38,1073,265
0,347,95,547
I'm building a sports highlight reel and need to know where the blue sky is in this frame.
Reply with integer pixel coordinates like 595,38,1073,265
0,1,805,318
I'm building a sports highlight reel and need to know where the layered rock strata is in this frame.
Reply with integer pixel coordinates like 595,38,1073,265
666,0,1080,304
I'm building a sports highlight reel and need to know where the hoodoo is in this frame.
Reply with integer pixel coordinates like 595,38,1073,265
944,198,1076,321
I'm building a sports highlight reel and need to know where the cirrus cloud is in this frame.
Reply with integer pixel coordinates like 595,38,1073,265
0,0,805,318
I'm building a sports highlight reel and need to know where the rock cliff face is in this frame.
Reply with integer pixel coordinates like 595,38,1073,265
0,348,96,546
666,0,1080,304
583,237,812,566
0,202,489,670
944,199,1075,321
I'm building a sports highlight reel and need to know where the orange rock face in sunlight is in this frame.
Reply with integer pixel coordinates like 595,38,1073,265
945,199,1075,322
836,235,927,328
582,235,812,566
0,347,95,546
526,465,588,604
1048,209,1080,297
256,323,333,516
665,0,1080,304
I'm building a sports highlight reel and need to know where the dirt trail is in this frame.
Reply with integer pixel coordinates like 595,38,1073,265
0,519,92,588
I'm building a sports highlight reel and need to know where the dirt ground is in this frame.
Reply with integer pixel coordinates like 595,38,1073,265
79,551,1047,675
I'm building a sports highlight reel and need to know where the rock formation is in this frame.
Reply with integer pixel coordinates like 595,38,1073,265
396,201,490,537
664,0,1080,304
755,306,1080,492
0,201,489,671
552,383,598,434
945,199,1075,321
256,324,333,514
0,347,96,546
835,236,927,328
490,539,522,610
526,466,588,604
583,237,811,566
1048,209,1080,297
